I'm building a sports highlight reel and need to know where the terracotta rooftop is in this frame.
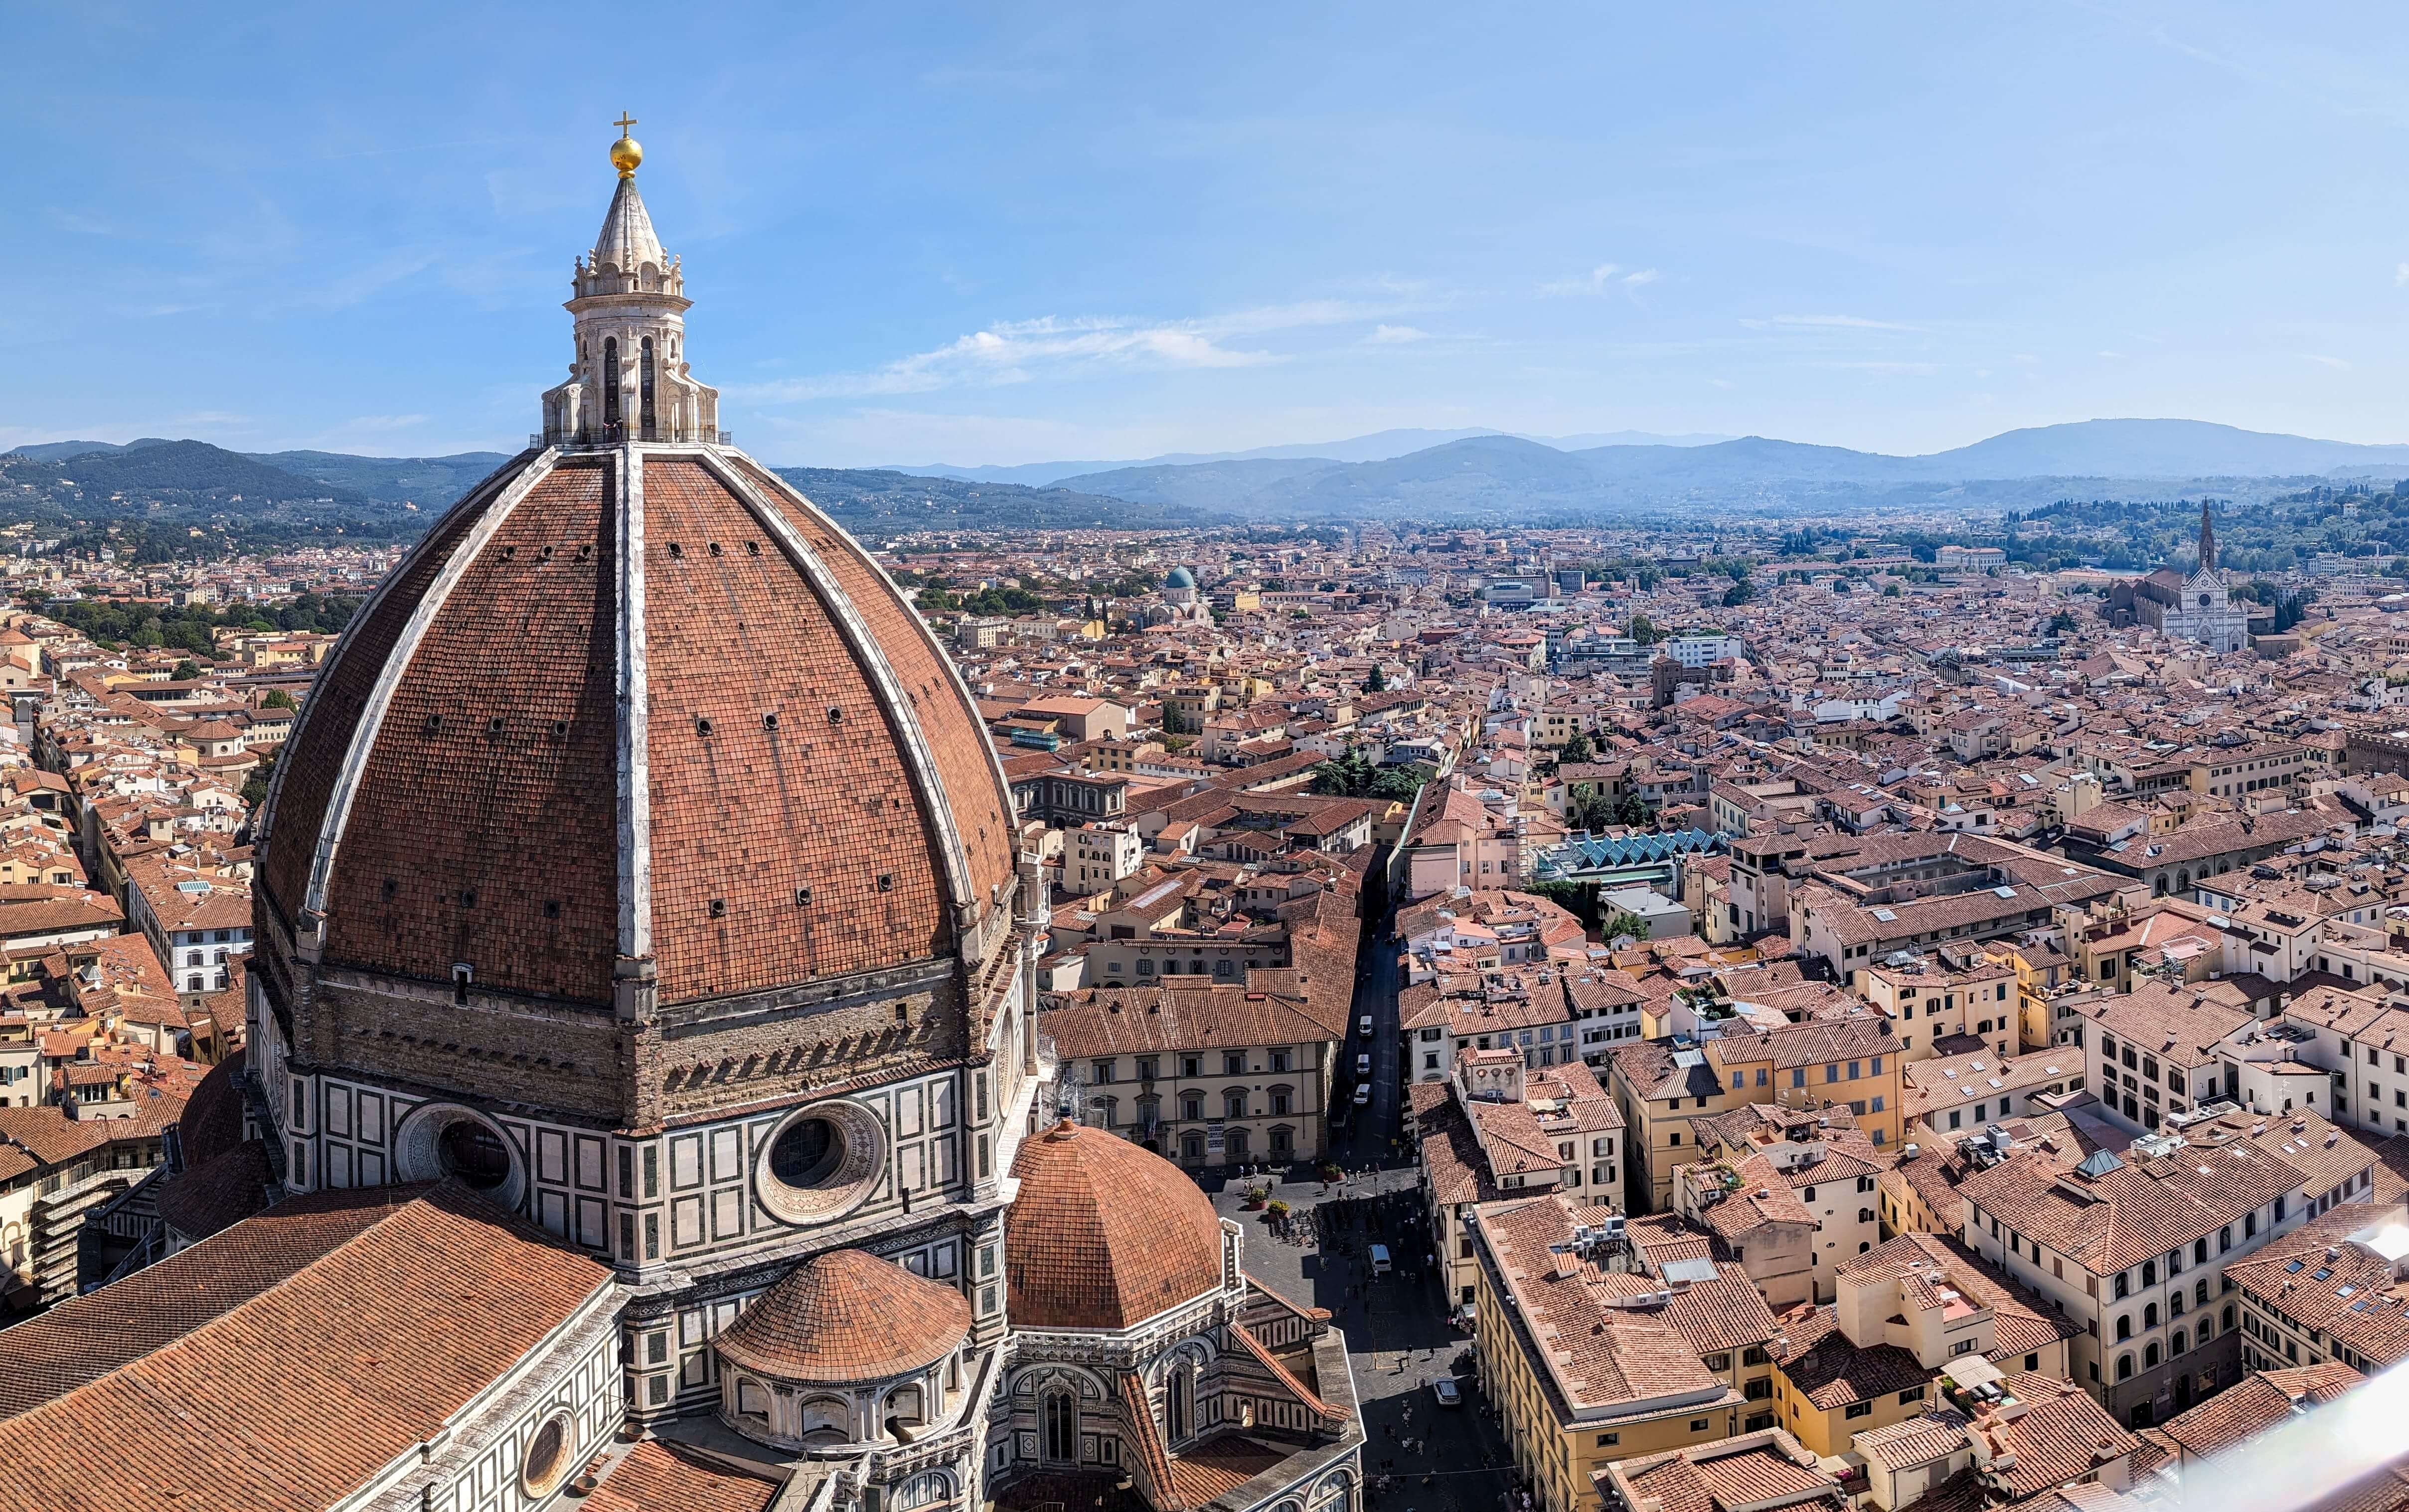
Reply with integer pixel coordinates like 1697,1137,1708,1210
714,1246,971,1384
1007,1119,1228,1330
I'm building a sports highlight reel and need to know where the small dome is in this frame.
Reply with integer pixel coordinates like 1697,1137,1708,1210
1006,1120,1227,1329
1164,566,1197,590
715,1248,970,1384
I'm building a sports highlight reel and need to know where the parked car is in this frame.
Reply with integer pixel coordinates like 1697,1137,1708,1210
1370,1243,1393,1276
1353,1082,1372,1106
1431,1378,1463,1408
1356,1053,1372,1075
1359,1014,1373,1037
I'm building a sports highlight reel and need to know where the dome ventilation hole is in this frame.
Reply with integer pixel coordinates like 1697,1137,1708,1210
577,543,593,561
423,714,443,735
746,540,762,556
708,541,723,557
877,873,895,893
551,720,569,738
543,899,561,919
708,898,726,919
487,716,505,736
668,542,684,560
540,545,555,562
695,716,713,737
827,706,844,725
794,886,813,906
460,889,479,907
762,712,780,731
382,878,398,900
500,545,517,560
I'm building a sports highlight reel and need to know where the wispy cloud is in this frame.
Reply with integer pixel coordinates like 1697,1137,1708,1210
1821,361,1940,375
1365,324,1430,344
1621,269,1661,288
2396,261,2409,287
2302,353,2352,370
1540,264,1620,297
735,300,1415,404
1740,313,1924,331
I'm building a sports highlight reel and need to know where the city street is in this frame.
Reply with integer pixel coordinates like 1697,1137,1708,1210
1197,1169,1523,1512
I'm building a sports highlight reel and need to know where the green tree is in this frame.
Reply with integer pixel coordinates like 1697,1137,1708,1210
1882,583,1903,598
1599,909,1651,944
2047,610,2079,635
1369,766,1429,800
1721,579,1755,608
1308,746,1378,797
261,688,297,710
1363,663,1387,695
171,659,201,682
1628,613,1661,645
1560,729,1596,766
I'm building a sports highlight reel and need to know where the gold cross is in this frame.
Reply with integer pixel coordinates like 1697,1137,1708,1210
614,112,637,136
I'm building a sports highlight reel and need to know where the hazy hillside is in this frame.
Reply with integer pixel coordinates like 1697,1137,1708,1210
6,438,175,463
1045,419,2409,519
249,449,516,505
771,466,1210,535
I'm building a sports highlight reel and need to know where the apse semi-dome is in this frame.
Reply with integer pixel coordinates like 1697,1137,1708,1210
252,133,1028,1137
1004,1119,1232,1329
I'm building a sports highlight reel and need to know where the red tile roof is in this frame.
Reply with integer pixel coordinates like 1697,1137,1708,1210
584,1439,779,1512
0,1183,614,1512
714,1247,971,1384
1007,1120,1227,1329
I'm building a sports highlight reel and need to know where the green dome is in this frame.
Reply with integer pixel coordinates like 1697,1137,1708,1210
1164,566,1197,589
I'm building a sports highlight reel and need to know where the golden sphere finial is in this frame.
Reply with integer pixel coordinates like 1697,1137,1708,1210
610,112,642,178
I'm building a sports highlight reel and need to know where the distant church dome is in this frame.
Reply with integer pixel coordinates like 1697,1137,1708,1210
1163,565,1197,590
1004,1119,1229,1329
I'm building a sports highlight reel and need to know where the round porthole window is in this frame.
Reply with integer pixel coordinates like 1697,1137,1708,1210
756,1099,884,1226
522,1411,574,1498
393,1104,526,1210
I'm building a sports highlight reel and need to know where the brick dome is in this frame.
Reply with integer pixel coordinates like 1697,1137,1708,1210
1005,1120,1229,1330
256,446,1018,1011
715,1247,971,1384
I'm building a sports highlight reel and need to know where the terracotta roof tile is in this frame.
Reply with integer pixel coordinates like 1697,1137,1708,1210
1007,1120,1227,1329
714,1247,970,1383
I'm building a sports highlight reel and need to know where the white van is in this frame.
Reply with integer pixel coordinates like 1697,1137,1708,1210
1369,1244,1392,1277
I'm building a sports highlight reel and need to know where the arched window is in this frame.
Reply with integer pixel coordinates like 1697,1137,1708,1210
898,1473,953,1511
602,336,621,427
2172,1329,2188,1356
736,1378,769,1418
2144,1341,2161,1368
2117,1354,2134,1381
2142,1260,2157,1287
886,1384,925,1437
1042,1386,1077,1463
640,336,657,435
1167,1363,1192,1442
801,1395,849,1446
2115,1315,2132,1341
2144,1303,2160,1329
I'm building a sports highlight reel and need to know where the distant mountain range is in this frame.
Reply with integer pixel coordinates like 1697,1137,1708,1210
1044,419,2409,519
883,427,1737,486
9,418,2409,531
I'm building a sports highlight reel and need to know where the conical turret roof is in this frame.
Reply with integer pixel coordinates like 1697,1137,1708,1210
592,175,664,274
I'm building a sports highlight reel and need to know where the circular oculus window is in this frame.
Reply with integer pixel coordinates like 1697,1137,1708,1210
756,1099,885,1226
522,1411,574,1498
393,1103,527,1211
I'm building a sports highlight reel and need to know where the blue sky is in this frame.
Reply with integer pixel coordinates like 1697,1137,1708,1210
12,3,2409,467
